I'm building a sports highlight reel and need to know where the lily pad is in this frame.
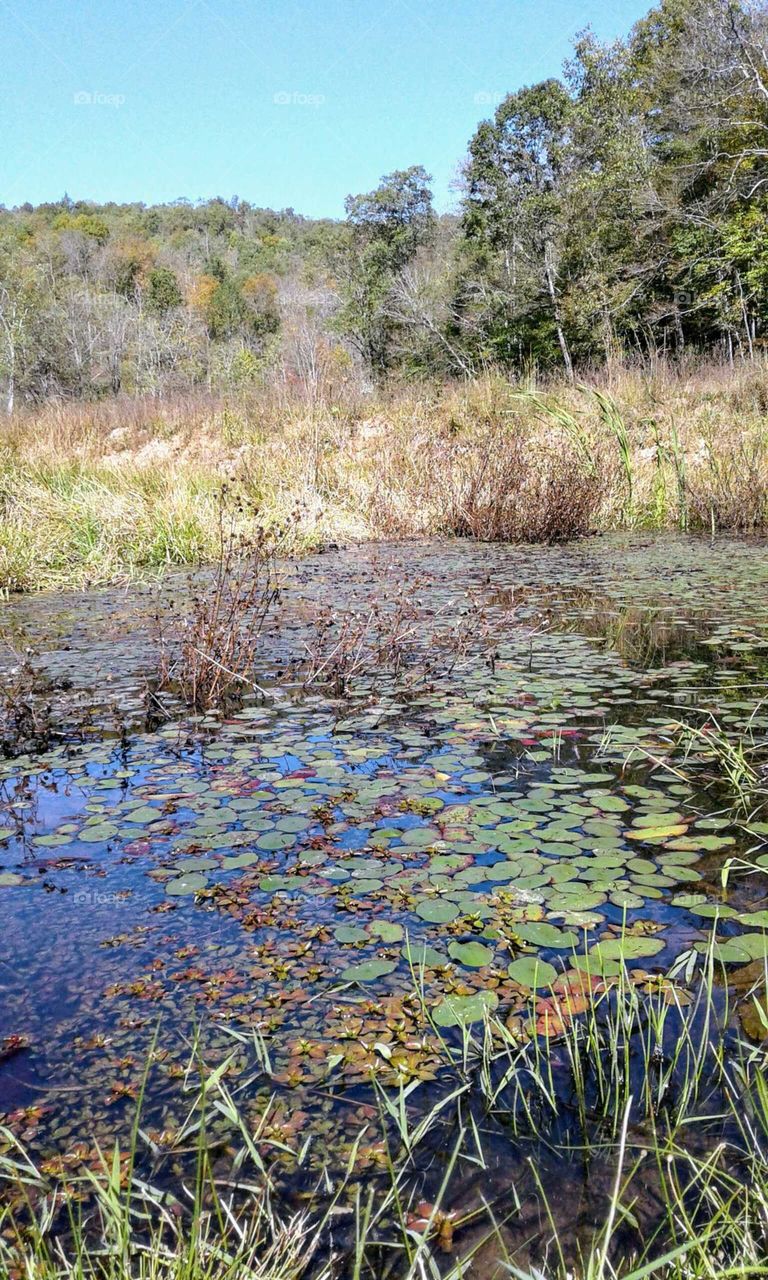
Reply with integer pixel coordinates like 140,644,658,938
341,959,397,983
79,823,119,842
415,899,460,924
508,956,558,988
588,935,664,962
515,922,579,949
448,940,494,968
166,872,208,896
433,990,499,1026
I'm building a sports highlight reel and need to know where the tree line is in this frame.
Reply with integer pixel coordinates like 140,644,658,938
2,0,767,411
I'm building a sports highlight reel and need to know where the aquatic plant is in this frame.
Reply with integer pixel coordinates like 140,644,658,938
296,587,510,698
3,525,768,1278
153,492,288,712
297,590,422,697
0,643,56,759
2,958,768,1279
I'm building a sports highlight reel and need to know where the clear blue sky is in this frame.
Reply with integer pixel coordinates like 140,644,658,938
1,0,651,218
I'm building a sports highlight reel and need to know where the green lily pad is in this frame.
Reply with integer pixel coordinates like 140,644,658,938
256,832,295,851
401,942,449,968
341,959,397,983
626,824,688,843
166,872,208,896
589,935,664,961
178,856,219,872
415,899,460,924
335,925,369,944
220,852,259,870
508,956,558,988
433,990,499,1026
370,921,404,943
448,940,494,968
515,922,579,949
79,823,119,842
124,806,162,825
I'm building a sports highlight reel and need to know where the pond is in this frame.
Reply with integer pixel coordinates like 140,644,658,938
1,533,767,1269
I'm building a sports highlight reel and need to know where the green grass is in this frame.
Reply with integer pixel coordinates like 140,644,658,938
3,364,768,592
2,948,768,1279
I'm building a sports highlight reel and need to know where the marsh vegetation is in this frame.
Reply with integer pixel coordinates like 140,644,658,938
1,535,767,1277
2,0,768,1271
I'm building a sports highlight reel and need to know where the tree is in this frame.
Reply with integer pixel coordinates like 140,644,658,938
145,266,183,315
338,166,435,374
461,81,576,377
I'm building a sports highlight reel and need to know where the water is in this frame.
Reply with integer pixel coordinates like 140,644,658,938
1,534,767,1265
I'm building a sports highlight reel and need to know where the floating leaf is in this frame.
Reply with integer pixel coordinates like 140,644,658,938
79,823,119,843
341,959,397,983
433,991,499,1026
415,900,459,924
508,956,558,988
589,936,664,962
166,872,208,897
448,941,493,968
626,824,688,843
515,922,579,949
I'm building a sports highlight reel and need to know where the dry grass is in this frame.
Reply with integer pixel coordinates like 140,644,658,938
152,492,286,712
2,358,768,591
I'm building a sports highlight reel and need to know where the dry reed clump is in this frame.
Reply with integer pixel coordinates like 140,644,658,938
686,431,768,532
437,426,606,543
153,493,288,713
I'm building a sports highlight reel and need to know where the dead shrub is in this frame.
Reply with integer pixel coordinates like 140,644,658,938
297,591,422,697
0,647,56,758
443,429,604,543
154,491,289,712
296,586,515,699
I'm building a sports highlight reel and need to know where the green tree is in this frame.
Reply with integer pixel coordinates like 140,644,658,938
338,166,435,374
145,266,183,315
461,81,576,377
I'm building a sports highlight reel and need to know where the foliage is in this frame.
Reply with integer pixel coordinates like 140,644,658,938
1,2,768,397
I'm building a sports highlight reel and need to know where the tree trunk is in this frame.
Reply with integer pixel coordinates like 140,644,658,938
544,244,573,382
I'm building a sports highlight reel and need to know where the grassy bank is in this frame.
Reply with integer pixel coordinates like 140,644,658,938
1,953,767,1279
2,360,768,593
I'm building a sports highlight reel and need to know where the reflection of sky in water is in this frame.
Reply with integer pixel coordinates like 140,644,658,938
0,533,766,1192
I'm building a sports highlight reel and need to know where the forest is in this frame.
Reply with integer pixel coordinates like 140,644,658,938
3,3,768,1280
2,0,768,411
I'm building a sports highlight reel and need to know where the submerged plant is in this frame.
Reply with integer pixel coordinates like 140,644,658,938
2,959,768,1280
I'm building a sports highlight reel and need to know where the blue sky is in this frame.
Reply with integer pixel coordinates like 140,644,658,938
1,0,651,218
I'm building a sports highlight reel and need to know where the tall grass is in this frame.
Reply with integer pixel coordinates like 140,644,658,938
2,949,768,1279
2,359,768,592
